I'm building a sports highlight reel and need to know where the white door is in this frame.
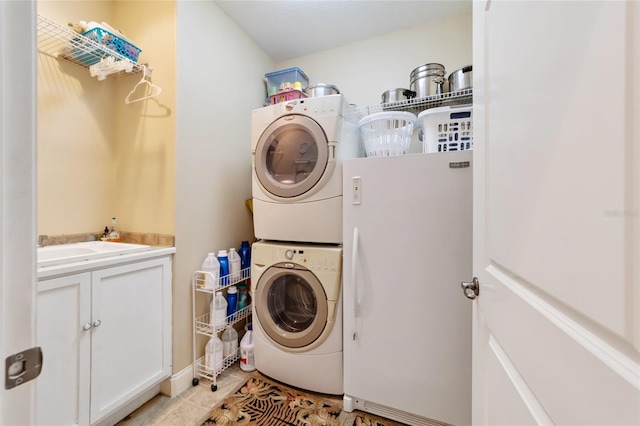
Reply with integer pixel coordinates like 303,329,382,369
472,1,640,425
0,0,38,424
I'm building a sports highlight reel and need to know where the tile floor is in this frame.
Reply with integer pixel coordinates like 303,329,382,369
117,365,251,426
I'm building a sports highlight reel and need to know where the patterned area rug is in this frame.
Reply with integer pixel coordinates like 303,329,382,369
202,374,406,425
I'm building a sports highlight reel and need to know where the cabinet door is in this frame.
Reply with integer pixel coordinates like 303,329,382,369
89,257,172,425
36,273,91,426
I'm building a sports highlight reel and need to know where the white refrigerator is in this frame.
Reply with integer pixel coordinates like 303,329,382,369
342,151,472,426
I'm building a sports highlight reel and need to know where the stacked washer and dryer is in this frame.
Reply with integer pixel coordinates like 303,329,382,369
250,94,360,395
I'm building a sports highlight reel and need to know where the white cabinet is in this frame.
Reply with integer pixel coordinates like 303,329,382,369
36,272,92,426
36,256,172,426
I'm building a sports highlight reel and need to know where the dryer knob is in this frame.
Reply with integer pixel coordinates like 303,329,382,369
285,102,295,111
285,249,294,259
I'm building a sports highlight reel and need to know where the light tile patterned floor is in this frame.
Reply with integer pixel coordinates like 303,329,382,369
117,364,251,426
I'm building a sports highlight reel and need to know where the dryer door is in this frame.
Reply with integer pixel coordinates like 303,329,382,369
255,114,329,198
254,263,328,349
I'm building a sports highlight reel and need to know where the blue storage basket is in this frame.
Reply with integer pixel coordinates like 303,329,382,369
73,27,141,65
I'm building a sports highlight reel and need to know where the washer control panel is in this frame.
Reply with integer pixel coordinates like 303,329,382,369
272,246,340,272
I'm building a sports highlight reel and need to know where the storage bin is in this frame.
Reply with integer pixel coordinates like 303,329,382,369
358,111,417,157
73,27,141,65
418,105,473,153
269,88,308,105
265,67,309,97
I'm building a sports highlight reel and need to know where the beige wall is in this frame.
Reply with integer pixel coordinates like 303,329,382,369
114,1,176,235
37,0,175,236
174,1,271,375
276,12,473,108
38,1,116,235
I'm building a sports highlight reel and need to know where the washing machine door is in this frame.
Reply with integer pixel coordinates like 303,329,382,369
255,114,330,198
255,262,328,349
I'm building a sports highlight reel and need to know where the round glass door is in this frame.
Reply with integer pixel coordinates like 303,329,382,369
255,114,329,198
255,264,328,348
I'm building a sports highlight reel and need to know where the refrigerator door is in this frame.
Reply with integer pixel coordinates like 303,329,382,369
343,152,472,426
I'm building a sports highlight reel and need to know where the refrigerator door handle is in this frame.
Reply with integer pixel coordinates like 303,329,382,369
352,226,361,340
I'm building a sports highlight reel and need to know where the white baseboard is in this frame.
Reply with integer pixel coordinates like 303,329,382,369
160,364,194,397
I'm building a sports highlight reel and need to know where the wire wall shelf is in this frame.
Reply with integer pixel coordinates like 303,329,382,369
37,14,143,79
351,88,473,120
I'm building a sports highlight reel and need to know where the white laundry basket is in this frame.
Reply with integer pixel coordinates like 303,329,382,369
358,111,417,157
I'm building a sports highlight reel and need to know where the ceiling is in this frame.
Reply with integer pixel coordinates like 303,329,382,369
214,1,472,62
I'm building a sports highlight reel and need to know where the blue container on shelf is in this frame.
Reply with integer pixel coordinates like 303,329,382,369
218,250,229,286
226,286,238,322
239,241,251,270
73,27,141,65
265,67,309,97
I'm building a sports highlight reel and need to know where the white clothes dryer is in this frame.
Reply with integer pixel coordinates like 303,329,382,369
250,240,343,395
251,94,360,244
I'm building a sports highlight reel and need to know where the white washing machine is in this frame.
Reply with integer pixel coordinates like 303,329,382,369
251,94,360,244
250,240,343,395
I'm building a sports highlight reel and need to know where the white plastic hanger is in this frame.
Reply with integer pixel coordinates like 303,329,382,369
125,65,162,104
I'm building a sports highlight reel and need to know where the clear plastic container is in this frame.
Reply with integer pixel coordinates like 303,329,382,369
200,253,219,290
240,324,256,372
211,291,227,328
228,248,241,281
205,336,223,373
221,327,238,359
265,67,309,97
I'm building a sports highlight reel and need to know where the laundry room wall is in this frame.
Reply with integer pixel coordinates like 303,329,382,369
37,0,176,237
174,0,272,384
37,1,116,235
276,12,473,108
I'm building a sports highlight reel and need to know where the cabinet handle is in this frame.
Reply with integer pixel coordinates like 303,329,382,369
92,320,102,328
82,323,92,331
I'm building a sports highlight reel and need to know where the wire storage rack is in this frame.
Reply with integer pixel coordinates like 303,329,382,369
350,88,473,121
37,14,144,78
191,267,251,392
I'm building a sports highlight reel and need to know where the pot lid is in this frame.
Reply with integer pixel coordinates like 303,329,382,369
308,83,340,91
410,62,446,77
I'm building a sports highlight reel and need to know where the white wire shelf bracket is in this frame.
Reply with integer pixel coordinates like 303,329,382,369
351,88,473,120
37,14,143,78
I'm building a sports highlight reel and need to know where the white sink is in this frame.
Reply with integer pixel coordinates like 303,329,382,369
38,241,151,267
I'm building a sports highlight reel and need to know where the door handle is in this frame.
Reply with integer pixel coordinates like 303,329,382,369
93,320,102,328
461,277,480,300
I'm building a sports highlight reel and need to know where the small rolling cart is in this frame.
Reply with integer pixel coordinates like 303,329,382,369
191,267,251,391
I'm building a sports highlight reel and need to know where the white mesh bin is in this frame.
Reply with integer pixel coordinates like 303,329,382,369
358,111,417,157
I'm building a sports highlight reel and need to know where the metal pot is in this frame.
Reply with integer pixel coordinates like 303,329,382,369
381,88,416,104
409,63,446,98
448,65,473,92
307,84,340,97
